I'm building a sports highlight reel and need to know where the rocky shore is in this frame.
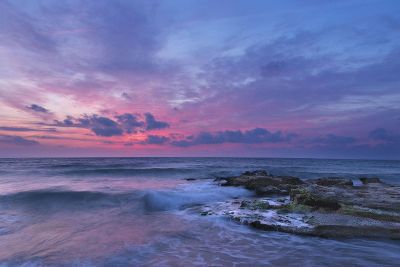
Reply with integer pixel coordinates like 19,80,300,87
198,170,400,239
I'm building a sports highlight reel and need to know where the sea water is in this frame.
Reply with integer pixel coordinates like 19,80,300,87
0,157,399,266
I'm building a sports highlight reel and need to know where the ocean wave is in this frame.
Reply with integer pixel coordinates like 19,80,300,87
0,182,252,213
45,162,146,169
0,189,141,212
142,183,252,211
59,167,197,176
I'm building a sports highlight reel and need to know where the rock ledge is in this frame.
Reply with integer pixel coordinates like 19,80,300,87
207,171,400,239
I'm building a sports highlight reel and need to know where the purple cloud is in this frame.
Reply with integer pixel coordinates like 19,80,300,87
116,113,144,133
121,92,133,100
1,1,400,158
54,112,169,136
145,113,169,130
141,135,169,145
27,104,49,113
171,128,295,147
0,126,56,132
369,128,400,143
310,134,356,147
78,115,123,137
0,135,39,146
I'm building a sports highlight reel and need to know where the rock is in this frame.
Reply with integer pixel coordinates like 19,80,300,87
208,170,400,239
197,196,400,239
290,186,341,210
359,177,381,184
240,200,270,210
242,170,269,176
340,205,400,223
219,172,304,196
311,177,353,187
255,186,290,196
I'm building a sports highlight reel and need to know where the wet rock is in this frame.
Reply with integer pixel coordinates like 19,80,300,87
340,205,400,223
359,177,381,184
242,170,269,176
311,177,353,187
290,186,341,210
208,170,400,239
197,196,400,239
219,172,304,196
240,200,270,210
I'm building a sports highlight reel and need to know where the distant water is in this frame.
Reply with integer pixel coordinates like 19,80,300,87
0,158,399,266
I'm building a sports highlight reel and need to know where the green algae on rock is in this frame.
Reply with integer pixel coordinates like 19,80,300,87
209,170,400,239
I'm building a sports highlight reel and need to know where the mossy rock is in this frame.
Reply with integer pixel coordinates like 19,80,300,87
290,187,341,210
278,203,312,214
240,200,270,210
340,205,400,222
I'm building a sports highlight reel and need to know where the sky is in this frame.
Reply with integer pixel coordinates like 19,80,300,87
0,0,399,159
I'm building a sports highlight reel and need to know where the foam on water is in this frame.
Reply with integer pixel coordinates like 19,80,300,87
143,182,252,211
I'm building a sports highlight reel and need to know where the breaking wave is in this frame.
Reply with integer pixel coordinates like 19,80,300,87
0,182,252,213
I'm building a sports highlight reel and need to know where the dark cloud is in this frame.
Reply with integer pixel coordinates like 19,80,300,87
55,115,123,137
27,104,49,113
121,92,133,100
141,135,169,145
60,116,75,127
78,115,123,137
54,112,169,136
171,128,295,147
116,113,144,133
31,135,95,142
309,134,356,147
145,113,169,130
0,126,56,132
369,128,400,143
0,135,39,146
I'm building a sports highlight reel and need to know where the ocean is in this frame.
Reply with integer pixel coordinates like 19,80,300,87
0,157,399,266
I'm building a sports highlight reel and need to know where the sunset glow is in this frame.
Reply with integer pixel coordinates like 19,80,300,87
1,0,399,158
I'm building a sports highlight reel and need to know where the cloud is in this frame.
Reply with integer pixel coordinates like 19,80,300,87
116,113,144,133
0,135,39,146
78,115,123,137
1,1,400,159
0,126,56,132
81,0,165,73
141,135,169,145
27,104,49,113
60,116,75,127
0,1,56,52
31,135,93,142
55,115,123,136
145,113,169,130
177,28,400,138
369,128,400,143
53,112,169,136
309,134,356,147
121,92,133,100
171,128,295,147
